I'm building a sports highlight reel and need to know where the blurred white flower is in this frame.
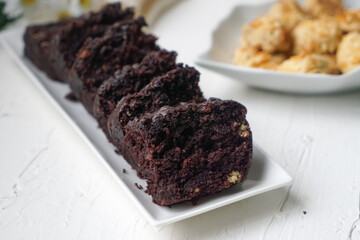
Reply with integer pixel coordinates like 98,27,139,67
18,0,103,23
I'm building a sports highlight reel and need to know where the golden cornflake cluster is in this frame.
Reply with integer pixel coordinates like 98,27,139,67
234,0,360,74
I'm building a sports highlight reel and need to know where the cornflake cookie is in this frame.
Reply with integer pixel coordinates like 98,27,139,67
336,32,360,73
306,0,345,18
292,19,342,54
336,9,360,33
233,47,286,70
240,16,291,54
277,53,339,74
268,0,310,30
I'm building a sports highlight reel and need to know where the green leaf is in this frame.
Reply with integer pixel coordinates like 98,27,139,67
0,1,22,31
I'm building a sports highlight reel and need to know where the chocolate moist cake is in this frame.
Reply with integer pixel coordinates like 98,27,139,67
24,3,133,82
23,3,253,206
49,3,134,82
69,17,159,114
93,49,177,136
122,99,252,205
107,65,205,153
24,21,68,80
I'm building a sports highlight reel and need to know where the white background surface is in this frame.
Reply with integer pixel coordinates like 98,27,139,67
1,0,360,239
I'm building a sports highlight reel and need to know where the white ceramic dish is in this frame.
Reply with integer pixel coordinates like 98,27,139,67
0,28,292,227
195,0,360,94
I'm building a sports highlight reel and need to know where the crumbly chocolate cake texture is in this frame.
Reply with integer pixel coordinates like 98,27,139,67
93,49,177,137
24,21,68,80
69,17,159,114
24,3,134,82
107,65,205,154
23,3,253,206
122,99,252,205
49,3,135,82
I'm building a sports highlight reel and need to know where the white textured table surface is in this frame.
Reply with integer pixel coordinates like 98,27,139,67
1,0,360,239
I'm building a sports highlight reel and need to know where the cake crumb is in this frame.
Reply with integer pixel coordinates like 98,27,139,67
115,149,119,154
191,199,199,206
65,92,77,102
122,168,127,174
303,210,307,215
135,183,143,190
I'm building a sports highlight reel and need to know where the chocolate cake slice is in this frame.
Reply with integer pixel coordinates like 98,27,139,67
49,3,134,82
93,49,177,137
107,65,205,154
122,99,252,205
24,21,68,80
69,17,159,115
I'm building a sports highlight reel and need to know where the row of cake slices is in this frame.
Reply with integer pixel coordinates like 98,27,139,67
24,3,252,205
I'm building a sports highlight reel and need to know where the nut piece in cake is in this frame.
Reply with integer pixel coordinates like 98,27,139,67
277,53,339,74
240,16,291,54
292,19,342,54
233,47,286,70
268,0,310,30
336,9,360,33
306,0,345,18
227,171,242,184
336,32,360,73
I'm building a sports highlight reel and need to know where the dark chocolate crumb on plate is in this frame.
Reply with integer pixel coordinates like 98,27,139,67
191,199,199,206
65,92,77,101
135,183,143,190
303,211,307,215
122,168,127,174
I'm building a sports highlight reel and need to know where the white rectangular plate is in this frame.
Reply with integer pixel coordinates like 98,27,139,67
1,28,292,227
